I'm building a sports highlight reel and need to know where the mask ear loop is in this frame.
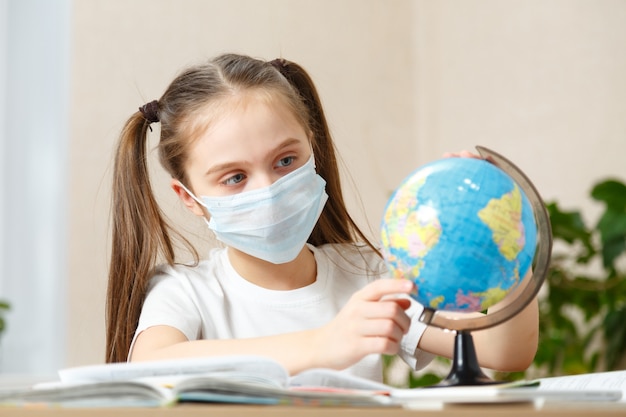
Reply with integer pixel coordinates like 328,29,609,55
178,182,205,207
177,182,212,226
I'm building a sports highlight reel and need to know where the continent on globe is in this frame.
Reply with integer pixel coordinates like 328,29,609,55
478,184,525,261
381,177,442,280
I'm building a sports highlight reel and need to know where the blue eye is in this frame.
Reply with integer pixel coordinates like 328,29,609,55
224,173,246,186
277,156,294,167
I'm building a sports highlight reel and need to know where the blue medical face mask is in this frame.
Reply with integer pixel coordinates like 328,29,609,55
182,155,328,264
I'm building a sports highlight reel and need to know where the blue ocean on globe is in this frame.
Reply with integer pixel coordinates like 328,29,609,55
381,157,538,312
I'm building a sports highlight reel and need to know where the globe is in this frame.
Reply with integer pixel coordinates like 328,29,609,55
380,156,538,313
379,147,550,386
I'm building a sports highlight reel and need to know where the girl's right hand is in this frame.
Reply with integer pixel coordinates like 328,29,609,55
312,279,415,370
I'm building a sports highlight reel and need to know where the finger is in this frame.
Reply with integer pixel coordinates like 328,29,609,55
357,279,415,302
443,150,481,159
359,302,411,333
391,297,412,311
357,319,406,343
361,336,401,356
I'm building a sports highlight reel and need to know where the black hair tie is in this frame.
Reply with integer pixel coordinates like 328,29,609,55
139,100,160,124
269,58,289,76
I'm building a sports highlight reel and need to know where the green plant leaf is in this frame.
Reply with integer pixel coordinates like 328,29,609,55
546,202,590,244
596,209,626,269
596,209,626,241
591,179,626,210
408,372,443,388
603,306,626,369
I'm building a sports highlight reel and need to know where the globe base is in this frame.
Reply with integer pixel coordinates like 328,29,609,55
434,331,505,387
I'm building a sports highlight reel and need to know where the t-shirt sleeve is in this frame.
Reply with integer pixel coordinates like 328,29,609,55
128,268,202,360
399,299,435,370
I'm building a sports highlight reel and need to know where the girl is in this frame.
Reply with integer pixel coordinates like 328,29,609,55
106,53,538,382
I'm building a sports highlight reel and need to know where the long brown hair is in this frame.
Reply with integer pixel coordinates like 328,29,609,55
106,54,379,363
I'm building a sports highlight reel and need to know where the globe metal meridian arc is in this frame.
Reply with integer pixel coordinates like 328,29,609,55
417,146,553,332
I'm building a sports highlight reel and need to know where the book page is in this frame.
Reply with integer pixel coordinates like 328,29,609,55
537,370,626,403
0,379,173,407
174,376,391,407
289,368,391,391
59,355,289,387
390,377,622,405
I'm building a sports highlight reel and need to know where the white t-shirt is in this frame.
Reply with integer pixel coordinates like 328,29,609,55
132,243,434,382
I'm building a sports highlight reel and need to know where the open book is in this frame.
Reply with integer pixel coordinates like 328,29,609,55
0,356,391,407
0,356,623,408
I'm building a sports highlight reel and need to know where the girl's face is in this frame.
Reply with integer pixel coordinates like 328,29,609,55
176,92,311,211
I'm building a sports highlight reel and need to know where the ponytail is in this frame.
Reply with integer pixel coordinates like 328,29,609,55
271,59,380,256
106,112,197,363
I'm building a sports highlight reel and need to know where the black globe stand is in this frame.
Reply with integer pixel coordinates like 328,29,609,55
435,330,501,387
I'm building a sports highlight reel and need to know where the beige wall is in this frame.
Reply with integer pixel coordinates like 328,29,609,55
413,1,626,213
68,1,626,367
